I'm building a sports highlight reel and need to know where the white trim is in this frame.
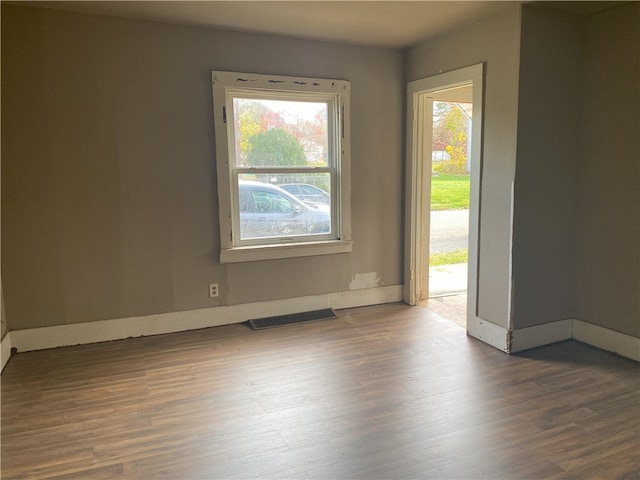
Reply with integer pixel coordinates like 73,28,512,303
7,286,402,354
467,316,509,353
1,334,12,372
212,71,351,94
212,71,351,263
467,316,639,362
573,319,640,362
3,305,638,367
403,87,420,305
221,240,352,263
507,181,515,332
509,319,573,352
403,63,484,318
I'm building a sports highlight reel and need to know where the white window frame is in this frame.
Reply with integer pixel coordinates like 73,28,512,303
212,71,352,263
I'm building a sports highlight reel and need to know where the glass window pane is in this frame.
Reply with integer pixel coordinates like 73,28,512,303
238,173,331,240
233,98,328,168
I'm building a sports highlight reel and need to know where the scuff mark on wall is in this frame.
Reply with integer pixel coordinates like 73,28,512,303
349,272,382,290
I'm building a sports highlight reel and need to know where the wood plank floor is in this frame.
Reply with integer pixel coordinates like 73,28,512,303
422,294,467,329
2,303,639,479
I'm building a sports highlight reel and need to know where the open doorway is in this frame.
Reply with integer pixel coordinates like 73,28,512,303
403,64,484,332
427,96,472,328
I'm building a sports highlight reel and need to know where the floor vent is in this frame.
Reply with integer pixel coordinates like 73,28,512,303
248,308,337,330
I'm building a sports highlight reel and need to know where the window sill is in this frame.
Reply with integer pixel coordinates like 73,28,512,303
220,240,353,264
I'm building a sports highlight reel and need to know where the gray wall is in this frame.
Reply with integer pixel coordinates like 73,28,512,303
408,2,639,338
1,6,404,330
406,5,522,329
513,2,639,337
511,5,583,329
575,2,639,337
3,3,638,340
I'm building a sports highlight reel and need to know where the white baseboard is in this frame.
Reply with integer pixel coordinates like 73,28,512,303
1,334,12,372
573,319,640,362
467,316,509,353
467,316,638,361
4,291,638,368
510,318,639,361
6,285,403,354
509,319,573,353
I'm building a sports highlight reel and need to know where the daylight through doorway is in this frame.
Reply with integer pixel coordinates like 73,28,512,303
428,100,471,299
425,96,472,328
404,64,483,334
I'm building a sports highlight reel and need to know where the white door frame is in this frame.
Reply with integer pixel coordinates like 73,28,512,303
403,64,484,327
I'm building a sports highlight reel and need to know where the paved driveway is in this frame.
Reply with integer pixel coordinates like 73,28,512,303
429,209,469,254
428,209,469,296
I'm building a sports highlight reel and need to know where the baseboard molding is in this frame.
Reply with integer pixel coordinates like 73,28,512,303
572,319,640,362
467,316,509,353
467,316,638,361
1,334,12,372
6,285,403,355
510,319,573,353
4,291,638,368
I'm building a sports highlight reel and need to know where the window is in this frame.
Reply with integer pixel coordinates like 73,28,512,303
212,71,352,263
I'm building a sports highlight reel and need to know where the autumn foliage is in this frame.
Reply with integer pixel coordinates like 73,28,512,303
234,98,327,167
432,102,470,175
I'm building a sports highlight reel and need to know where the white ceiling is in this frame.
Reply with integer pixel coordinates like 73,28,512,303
21,1,520,48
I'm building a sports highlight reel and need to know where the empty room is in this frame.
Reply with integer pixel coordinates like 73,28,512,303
1,1,638,478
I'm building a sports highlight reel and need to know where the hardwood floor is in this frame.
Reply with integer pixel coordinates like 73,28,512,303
422,293,467,329
2,303,639,479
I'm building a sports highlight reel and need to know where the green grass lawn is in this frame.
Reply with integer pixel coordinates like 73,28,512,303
429,249,468,266
430,174,470,210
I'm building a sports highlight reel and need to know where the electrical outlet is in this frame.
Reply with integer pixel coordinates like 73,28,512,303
209,283,219,298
